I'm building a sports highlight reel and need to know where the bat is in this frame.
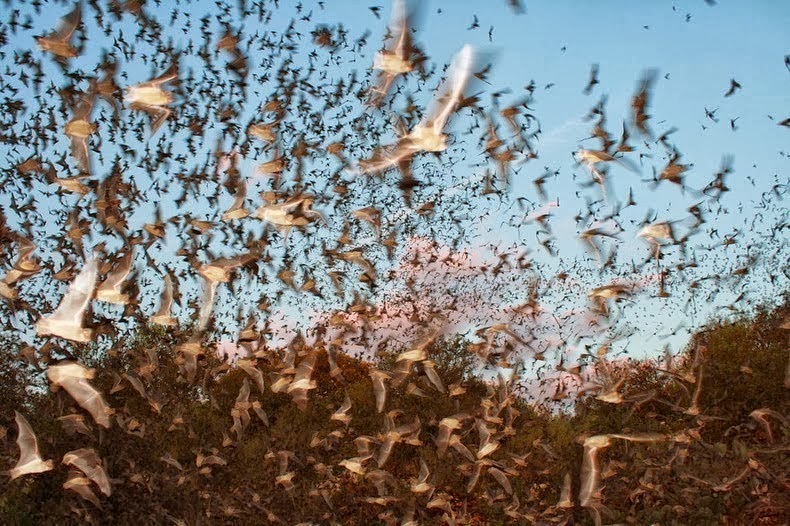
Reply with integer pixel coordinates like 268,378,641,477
8,411,54,480
47,362,114,428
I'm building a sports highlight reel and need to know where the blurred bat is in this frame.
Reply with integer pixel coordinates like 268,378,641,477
36,2,81,59
36,256,98,343
47,362,114,428
8,411,54,480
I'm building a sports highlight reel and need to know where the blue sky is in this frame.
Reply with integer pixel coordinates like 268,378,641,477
1,0,788,368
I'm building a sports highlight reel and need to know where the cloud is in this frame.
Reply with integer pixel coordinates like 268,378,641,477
537,114,588,149
212,235,662,406
262,236,609,360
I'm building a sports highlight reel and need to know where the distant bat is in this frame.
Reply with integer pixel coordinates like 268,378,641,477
724,78,741,97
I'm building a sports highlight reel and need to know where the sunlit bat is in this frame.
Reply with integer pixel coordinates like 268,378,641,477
369,369,392,413
124,64,178,134
47,362,114,428
361,44,475,174
96,249,133,305
580,433,666,509
222,177,249,221
36,256,98,343
8,411,54,480
369,0,419,106
36,2,81,59
62,448,112,497
150,272,176,326
64,91,96,174
63,471,101,507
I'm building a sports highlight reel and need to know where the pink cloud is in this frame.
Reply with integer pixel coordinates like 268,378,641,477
223,236,653,406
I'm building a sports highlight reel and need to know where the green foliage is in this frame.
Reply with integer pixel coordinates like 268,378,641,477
0,301,788,524
0,335,36,423
690,303,789,432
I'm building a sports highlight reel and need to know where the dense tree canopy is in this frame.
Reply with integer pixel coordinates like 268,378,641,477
1,299,787,525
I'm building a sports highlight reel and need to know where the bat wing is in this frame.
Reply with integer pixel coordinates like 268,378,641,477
9,411,53,479
48,363,113,428
46,2,81,43
37,257,97,337
152,273,175,324
197,278,217,331
425,45,474,134
62,448,112,496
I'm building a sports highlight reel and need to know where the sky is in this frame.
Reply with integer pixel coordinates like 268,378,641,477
0,0,788,389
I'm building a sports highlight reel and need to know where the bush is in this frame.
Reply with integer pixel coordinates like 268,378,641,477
1,300,788,524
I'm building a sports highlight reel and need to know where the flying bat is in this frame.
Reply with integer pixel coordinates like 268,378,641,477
36,256,98,343
8,411,54,480
47,362,114,428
